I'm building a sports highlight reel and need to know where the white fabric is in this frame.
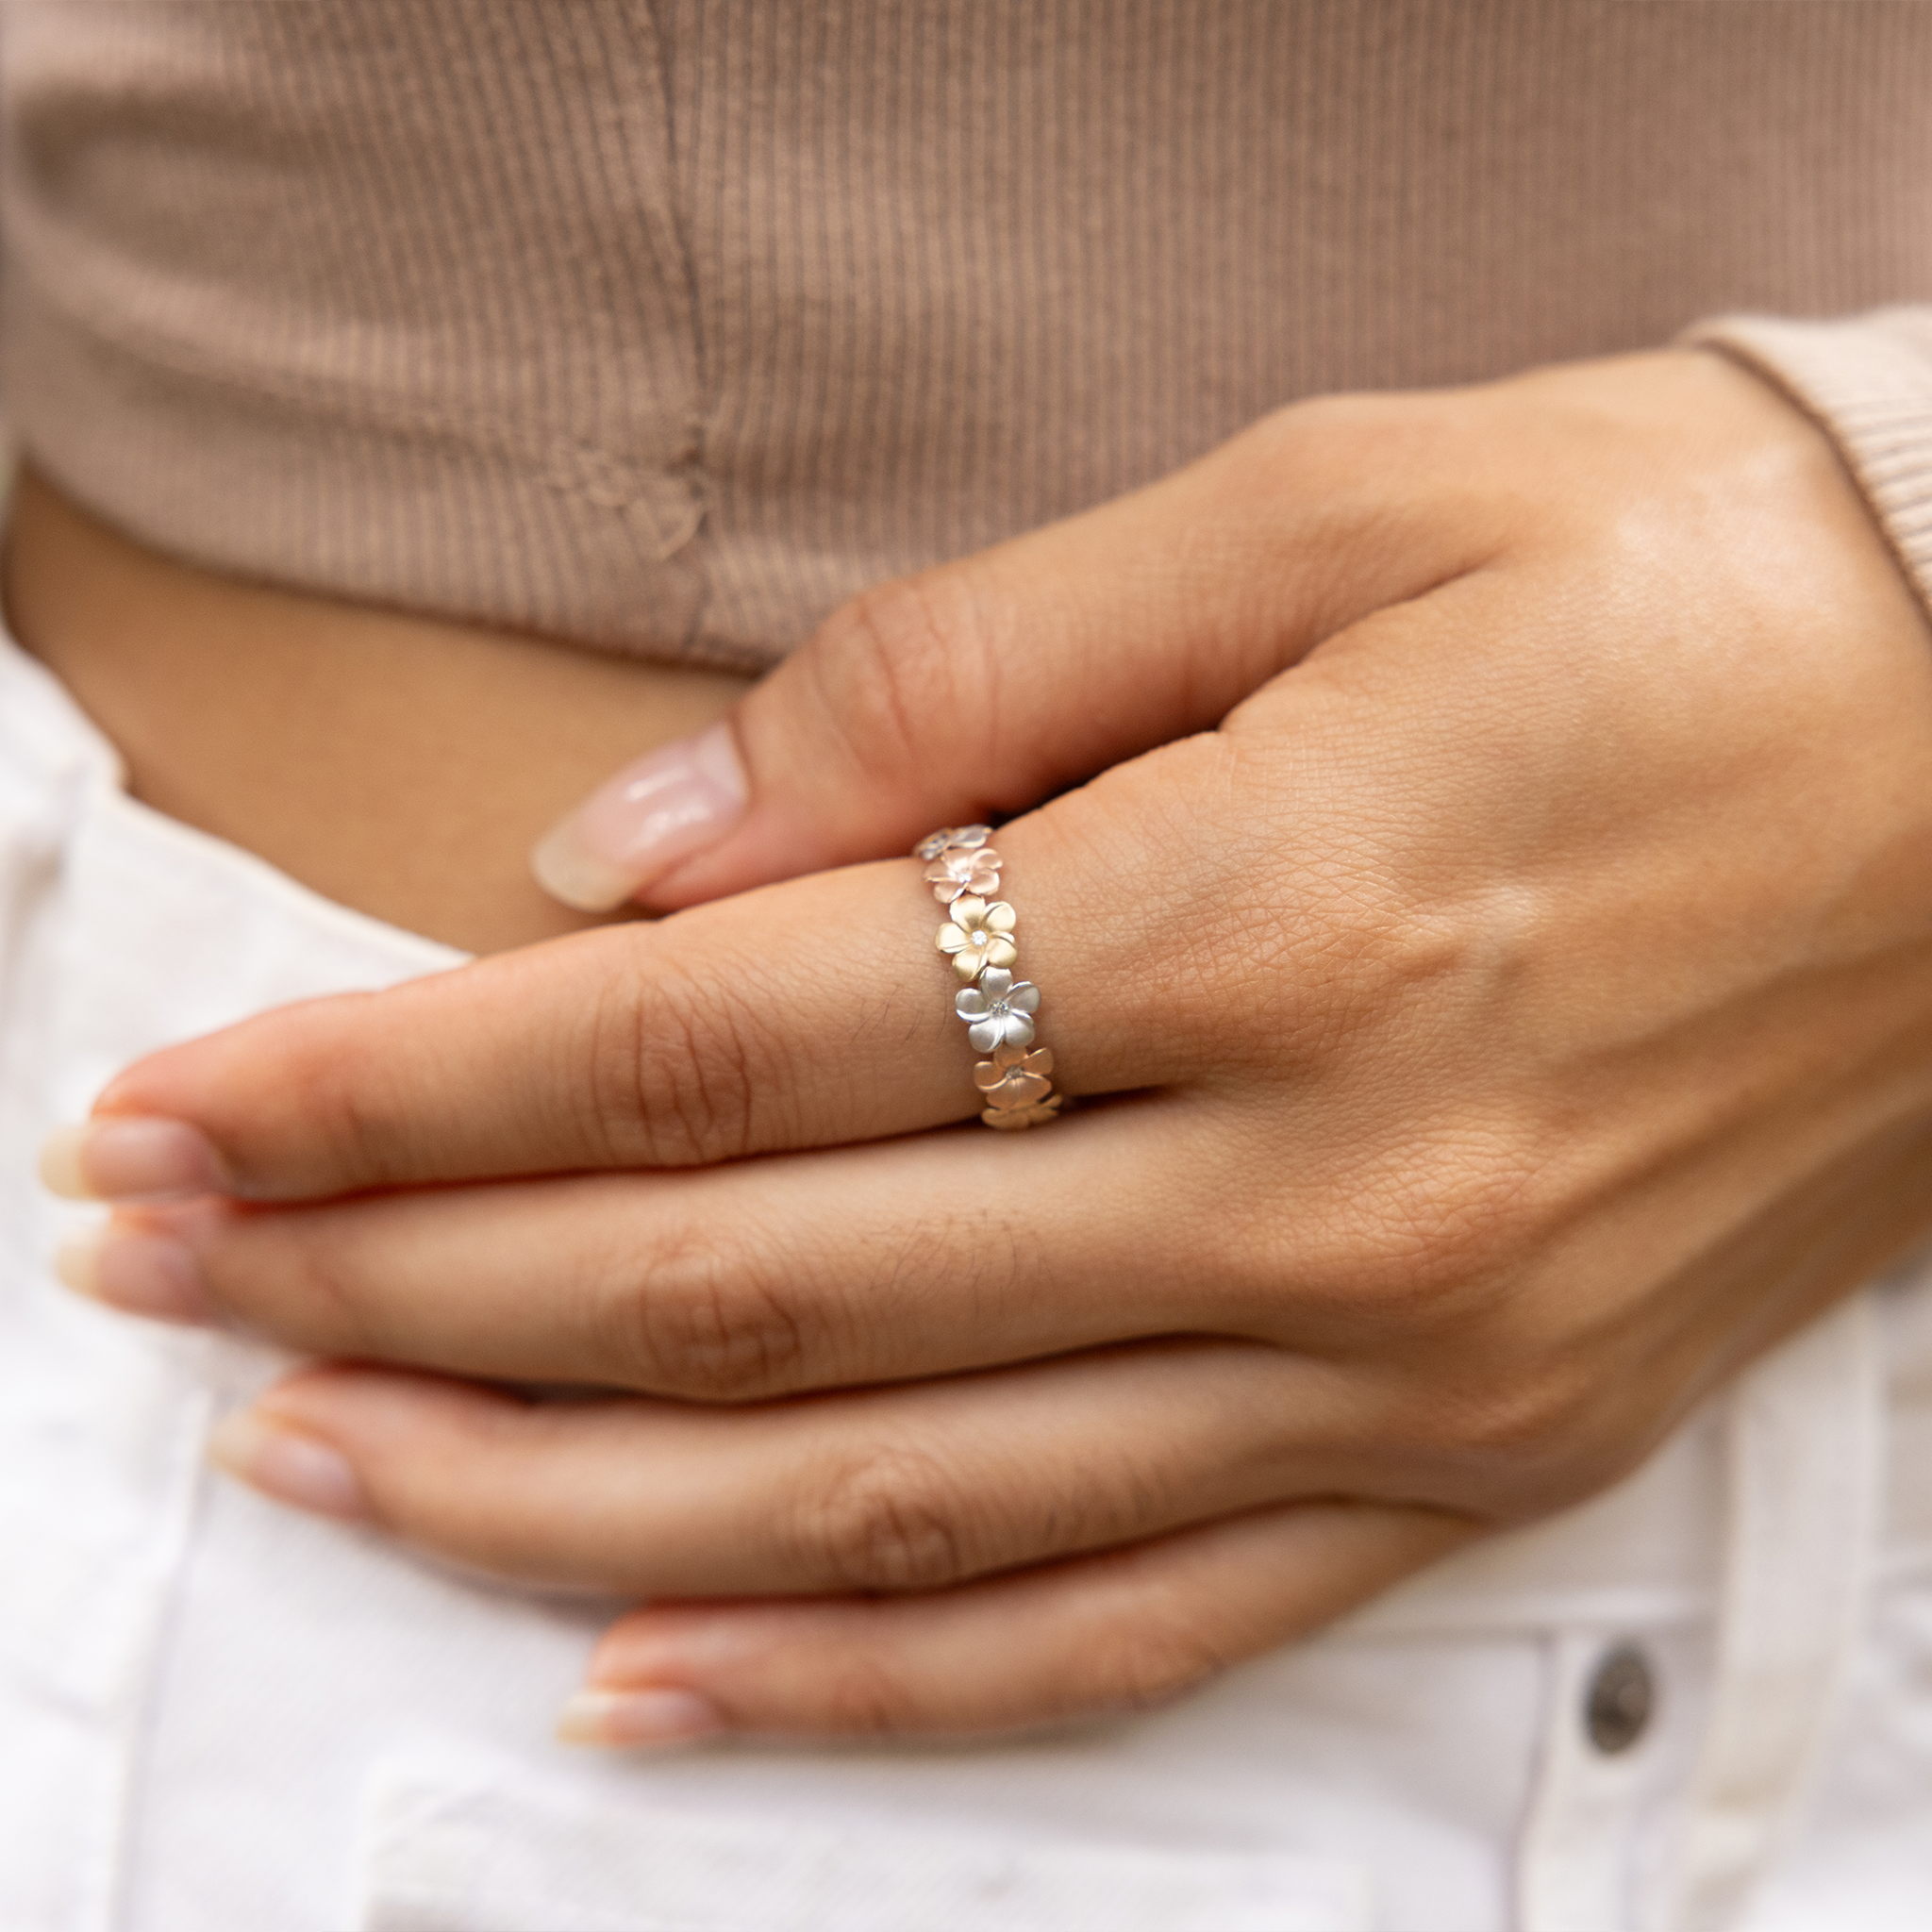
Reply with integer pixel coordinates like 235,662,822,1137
1665,1300,1883,1931
1,630,1928,1932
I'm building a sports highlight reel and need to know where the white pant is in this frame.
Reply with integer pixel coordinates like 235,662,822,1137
2,631,1928,1932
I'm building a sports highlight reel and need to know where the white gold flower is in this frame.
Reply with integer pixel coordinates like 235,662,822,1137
936,896,1018,980
955,966,1039,1053
912,824,992,862
924,843,1001,904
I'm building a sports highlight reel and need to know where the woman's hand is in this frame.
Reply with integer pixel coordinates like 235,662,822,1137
46,349,1932,1744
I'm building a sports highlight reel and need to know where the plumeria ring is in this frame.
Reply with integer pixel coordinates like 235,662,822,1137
918,826,1064,1129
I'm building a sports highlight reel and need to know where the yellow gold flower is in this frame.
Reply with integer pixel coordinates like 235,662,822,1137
935,895,1018,981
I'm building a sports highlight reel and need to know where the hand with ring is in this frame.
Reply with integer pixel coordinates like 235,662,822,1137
45,347,1932,1745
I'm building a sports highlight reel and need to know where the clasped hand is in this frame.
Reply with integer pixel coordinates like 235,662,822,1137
51,350,1932,1744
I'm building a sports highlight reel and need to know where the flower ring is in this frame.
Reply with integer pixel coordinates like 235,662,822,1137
915,827,1063,1130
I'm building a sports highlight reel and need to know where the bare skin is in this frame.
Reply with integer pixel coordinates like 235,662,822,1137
36,349,1932,1744
3,465,750,956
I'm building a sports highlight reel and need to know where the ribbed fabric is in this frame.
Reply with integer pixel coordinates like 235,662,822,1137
3,1,1932,670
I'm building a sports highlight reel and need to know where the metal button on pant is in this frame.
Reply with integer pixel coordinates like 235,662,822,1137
1584,1644,1655,1755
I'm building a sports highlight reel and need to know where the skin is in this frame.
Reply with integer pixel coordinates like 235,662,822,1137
42,348,1932,1741
3,466,751,955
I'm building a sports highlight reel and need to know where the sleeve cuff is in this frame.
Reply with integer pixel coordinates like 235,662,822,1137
1681,308,1932,618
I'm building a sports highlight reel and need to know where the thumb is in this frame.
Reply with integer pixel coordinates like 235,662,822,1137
531,399,1483,912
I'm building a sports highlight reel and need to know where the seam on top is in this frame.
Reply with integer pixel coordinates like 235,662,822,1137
634,0,718,647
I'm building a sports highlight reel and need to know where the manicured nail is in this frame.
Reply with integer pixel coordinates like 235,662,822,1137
556,1686,724,1749
208,1409,368,1521
55,1226,212,1324
530,721,748,911
40,1118,226,1203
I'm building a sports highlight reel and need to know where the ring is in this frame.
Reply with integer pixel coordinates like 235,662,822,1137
916,825,1064,1129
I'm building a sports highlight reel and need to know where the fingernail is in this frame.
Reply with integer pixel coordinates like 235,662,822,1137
55,1226,213,1324
530,721,747,911
40,1118,227,1203
556,1686,724,1750
208,1409,368,1521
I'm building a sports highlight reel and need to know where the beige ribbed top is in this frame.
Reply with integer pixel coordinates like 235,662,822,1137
4,1,1932,670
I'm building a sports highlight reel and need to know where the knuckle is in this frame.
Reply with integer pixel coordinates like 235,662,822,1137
222,1202,446,1361
1424,1361,1595,1469
1241,1133,1548,1338
272,1223,376,1346
811,1645,929,1737
1381,1355,1617,1520
1091,1593,1233,1711
1223,391,1489,608
1237,391,1406,493
275,1000,414,1189
1265,388,1385,447
1257,386,1459,476
1204,861,1482,1082
806,574,996,797
617,1227,815,1401
1376,1141,1548,1306
1294,890,1478,1049
795,1441,973,1593
583,956,796,1167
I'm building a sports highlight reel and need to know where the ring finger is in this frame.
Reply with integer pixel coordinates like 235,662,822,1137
94,1096,1248,1397
71,779,1241,1204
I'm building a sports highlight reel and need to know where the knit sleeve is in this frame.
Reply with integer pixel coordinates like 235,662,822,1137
1683,308,1932,619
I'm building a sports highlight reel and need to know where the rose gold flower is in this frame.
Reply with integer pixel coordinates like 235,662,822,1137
924,844,1001,904
982,1093,1063,1130
973,1046,1054,1108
